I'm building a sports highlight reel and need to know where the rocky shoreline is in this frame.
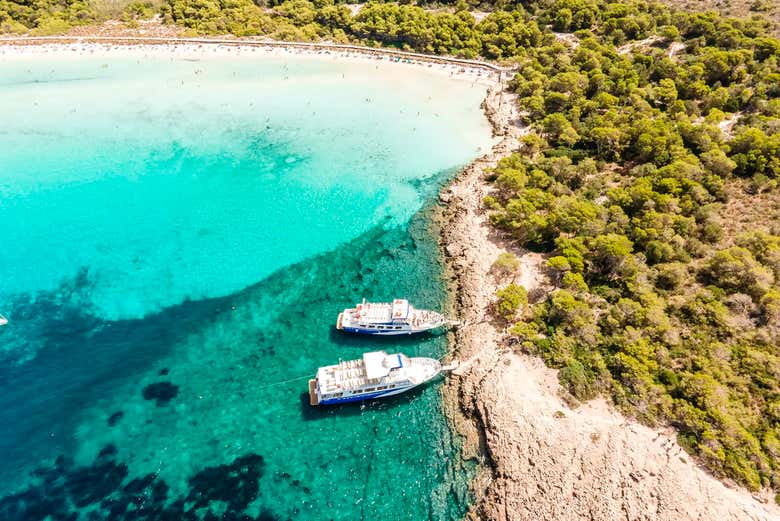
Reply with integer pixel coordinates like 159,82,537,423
437,85,780,520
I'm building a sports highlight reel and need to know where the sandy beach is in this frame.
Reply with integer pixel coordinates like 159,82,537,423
0,36,508,87
437,75,780,520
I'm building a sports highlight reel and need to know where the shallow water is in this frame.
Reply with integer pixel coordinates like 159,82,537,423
0,50,492,520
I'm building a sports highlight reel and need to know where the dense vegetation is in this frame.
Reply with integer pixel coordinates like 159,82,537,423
478,1,780,501
2,0,780,503
0,0,95,34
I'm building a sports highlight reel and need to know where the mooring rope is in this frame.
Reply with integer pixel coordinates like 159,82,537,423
253,374,312,391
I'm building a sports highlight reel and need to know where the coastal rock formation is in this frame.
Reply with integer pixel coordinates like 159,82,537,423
440,84,780,521
471,354,780,521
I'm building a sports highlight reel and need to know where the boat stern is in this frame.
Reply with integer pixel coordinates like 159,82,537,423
308,379,320,406
336,312,344,330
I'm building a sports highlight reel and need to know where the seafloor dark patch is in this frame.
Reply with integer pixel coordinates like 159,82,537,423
142,382,179,406
187,453,265,511
107,411,124,427
0,446,285,521
0,216,454,519
67,444,128,508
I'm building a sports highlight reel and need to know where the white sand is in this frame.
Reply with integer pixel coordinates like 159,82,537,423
0,39,506,89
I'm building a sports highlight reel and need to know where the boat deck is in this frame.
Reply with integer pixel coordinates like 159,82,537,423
318,359,369,394
354,302,393,324
316,353,429,396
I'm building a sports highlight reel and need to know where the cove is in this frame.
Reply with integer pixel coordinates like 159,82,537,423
0,48,493,520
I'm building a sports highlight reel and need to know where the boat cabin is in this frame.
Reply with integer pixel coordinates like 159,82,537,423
315,351,412,401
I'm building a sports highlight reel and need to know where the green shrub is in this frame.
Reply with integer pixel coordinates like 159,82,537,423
562,271,588,292
760,289,780,324
701,247,773,297
559,358,597,399
0,19,28,34
655,262,688,290
495,283,528,321
30,17,71,35
491,252,521,280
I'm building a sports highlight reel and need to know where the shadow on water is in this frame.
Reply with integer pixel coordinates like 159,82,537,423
0,219,432,464
0,223,400,472
0,268,241,475
326,326,444,348
406,165,462,202
298,385,428,422
0,212,450,519
0,76,102,89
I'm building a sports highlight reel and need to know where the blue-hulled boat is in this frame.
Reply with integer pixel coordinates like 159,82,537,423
336,298,452,335
308,351,442,405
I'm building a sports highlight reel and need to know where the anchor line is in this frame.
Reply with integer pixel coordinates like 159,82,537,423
253,374,312,391
453,318,490,329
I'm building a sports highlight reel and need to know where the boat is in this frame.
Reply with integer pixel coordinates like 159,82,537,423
336,298,453,335
308,351,442,405
0,315,6,327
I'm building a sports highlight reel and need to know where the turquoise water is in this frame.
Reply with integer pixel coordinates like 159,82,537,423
0,49,492,520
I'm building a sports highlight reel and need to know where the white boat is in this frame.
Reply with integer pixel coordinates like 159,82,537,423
309,351,442,405
336,298,452,335
0,315,7,327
